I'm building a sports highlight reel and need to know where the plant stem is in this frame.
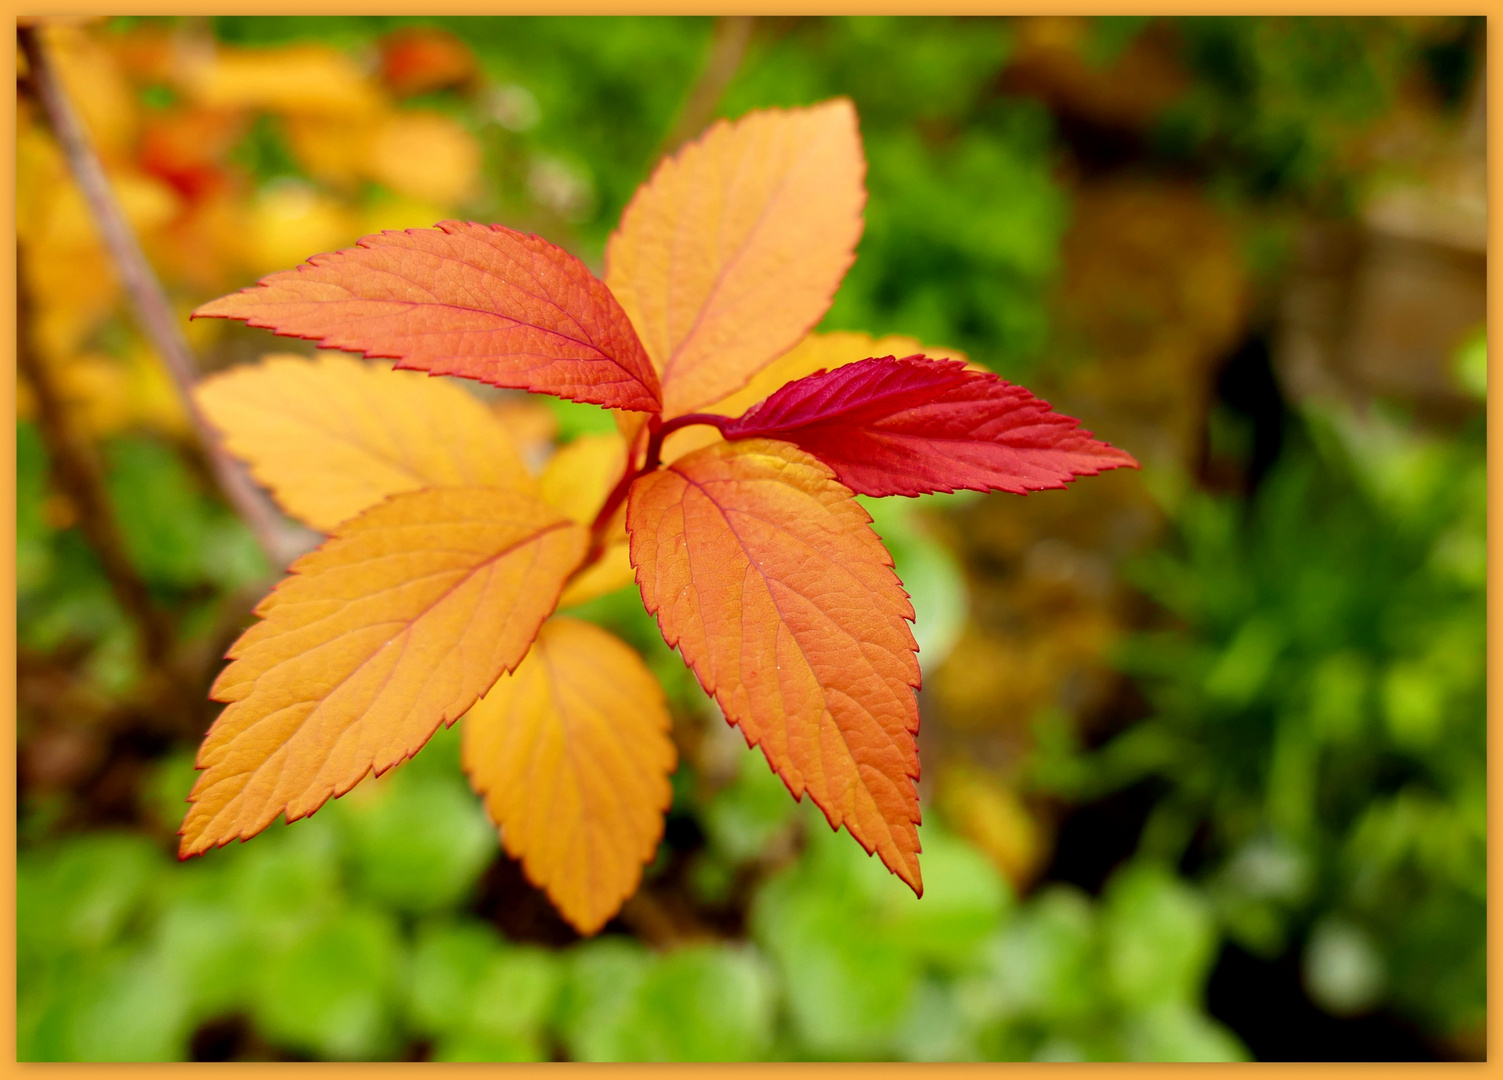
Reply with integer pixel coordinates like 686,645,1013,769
17,267,174,671
657,16,757,158
587,412,729,537
17,24,311,569
573,411,732,579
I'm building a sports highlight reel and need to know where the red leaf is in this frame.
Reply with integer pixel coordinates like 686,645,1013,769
193,221,662,412
708,355,1139,497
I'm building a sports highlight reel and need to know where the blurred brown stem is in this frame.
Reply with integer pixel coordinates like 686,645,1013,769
658,16,757,158
618,888,715,949
17,24,308,569
17,269,174,672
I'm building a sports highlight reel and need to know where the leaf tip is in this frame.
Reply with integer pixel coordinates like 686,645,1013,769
189,293,238,320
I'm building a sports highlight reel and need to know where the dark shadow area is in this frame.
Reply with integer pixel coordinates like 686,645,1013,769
1206,942,1442,1062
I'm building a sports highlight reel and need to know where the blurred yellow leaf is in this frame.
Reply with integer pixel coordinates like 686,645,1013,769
490,397,559,474
358,191,451,239
557,542,635,608
21,245,116,360
34,167,180,251
16,114,67,246
283,112,381,190
245,180,358,276
51,344,188,438
937,765,1046,890
184,43,383,117
45,23,139,155
539,433,627,525
367,111,481,207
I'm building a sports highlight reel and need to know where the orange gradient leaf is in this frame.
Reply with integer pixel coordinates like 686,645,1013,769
462,617,676,935
194,220,662,412
627,439,923,893
195,352,536,532
180,487,588,857
606,99,866,418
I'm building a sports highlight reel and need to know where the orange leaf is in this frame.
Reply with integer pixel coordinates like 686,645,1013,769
195,352,536,532
627,439,922,893
193,221,662,412
180,487,588,857
606,100,865,418
462,617,675,934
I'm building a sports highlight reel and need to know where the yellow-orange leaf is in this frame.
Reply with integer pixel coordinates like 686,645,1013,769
627,439,923,893
180,487,588,857
538,432,637,606
195,352,535,532
462,617,675,934
606,99,866,418
183,43,382,118
661,331,973,464
557,542,634,608
539,432,627,525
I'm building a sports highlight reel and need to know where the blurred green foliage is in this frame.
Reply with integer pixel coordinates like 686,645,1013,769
205,14,1065,379
1159,18,1408,204
19,728,1246,1061
1029,397,1486,1039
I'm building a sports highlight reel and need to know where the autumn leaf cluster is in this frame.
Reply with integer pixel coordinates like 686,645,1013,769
185,98,1135,933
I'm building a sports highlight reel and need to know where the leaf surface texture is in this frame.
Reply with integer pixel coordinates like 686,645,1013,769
716,356,1140,497
194,221,661,411
606,100,865,418
463,617,675,934
659,331,971,464
195,352,535,532
627,439,922,892
180,487,587,856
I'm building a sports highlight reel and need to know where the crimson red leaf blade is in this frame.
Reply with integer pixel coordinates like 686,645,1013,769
193,221,662,412
713,355,1139,498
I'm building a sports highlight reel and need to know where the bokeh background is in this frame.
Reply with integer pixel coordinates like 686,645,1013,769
15,15,1486,1062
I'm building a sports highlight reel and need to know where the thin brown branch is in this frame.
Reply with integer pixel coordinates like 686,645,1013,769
658,16,757,159
17,24,312,569
617,887,716,949
17,267,174,672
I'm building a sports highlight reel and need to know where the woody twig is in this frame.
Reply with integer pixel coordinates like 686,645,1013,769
17,24,311,569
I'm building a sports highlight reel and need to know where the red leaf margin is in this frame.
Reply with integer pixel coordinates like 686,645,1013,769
193,220,662,413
